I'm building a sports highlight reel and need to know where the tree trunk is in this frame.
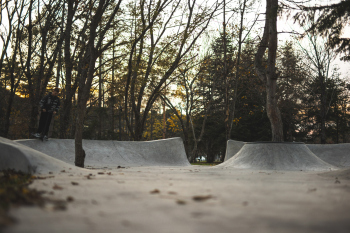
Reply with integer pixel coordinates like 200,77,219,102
319,74,327,144
254,0,283,142
75,100,85,167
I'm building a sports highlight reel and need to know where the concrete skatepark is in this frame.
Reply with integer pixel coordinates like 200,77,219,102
1,136,350,233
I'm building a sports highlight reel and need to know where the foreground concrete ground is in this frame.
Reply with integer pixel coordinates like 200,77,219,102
1,137,350,233
4,166,350,233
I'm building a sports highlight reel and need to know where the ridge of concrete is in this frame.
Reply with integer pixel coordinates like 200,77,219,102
16,137,190,168
306,144,350,168
224,140,246,161
219,142,337,171
0,137,81,174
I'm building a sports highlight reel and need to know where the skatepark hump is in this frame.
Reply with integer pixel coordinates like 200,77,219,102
0,137,79,174
219,142,337,171
306,144,350,168
16,137,190,168
224,140,246,161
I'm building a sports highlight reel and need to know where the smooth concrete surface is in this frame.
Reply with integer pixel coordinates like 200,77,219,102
224,140,246,161
3,166,350,233
16,137,190,168
0,137,80,174
219,142,336,171
2,138,350,233
307,144,350,168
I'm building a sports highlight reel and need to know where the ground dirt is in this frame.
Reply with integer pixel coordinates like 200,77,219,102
3,166,350,233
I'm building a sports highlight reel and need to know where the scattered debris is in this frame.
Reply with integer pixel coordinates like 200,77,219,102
168,191,177,195
107,172,112,175
308,188,317,193
66,196,74,202
242,201,249,206
176,200,186,205
91,200,98,205
85,174,95,179
71,182,79,186
53,184,63,190
60,170,66,173
150,189,160,194
335,177,341,184
117,166,126,169
98,172,105,175
192,195,213,202
0,170,69,227
33,176,53,180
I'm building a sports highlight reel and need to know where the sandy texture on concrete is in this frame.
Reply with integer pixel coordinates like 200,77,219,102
219,143,336,171
16,137,190,168
307,144,350,168
3,166,350,233
224,140,245,161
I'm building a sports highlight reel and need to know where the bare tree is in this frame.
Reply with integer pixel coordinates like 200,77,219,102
1,0,28,137
297,32,336,144
124,0,222,141
75,0,123,167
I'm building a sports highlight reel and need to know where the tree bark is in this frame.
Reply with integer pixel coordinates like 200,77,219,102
254,0,283,142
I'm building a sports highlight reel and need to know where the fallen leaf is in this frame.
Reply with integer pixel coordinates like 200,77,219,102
176,200,186,205
150,189,160,194
192,195,212,202
53,184,63,190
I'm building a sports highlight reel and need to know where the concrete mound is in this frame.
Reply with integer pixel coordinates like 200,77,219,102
224,140,246,161
307,144,350,168
16,137,190,168
0,137,80,174
218,142,336,171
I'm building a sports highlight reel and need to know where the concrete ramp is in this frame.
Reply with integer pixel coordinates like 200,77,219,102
218,142,336,171
0,137,80,174
224,140,246,161
306,144,350,168
16,137,190,168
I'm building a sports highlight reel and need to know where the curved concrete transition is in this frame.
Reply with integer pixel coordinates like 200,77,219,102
218,142,337,171
306,144,350,168
16,137,190,168
224,140,246,161
0,137,79,174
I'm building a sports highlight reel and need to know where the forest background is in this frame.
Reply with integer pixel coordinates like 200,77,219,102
1,0,349,163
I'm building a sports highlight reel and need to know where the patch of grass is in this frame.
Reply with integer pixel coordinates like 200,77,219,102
190,162,222,166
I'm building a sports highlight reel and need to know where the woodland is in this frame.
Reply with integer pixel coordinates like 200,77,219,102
0,0,349,164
